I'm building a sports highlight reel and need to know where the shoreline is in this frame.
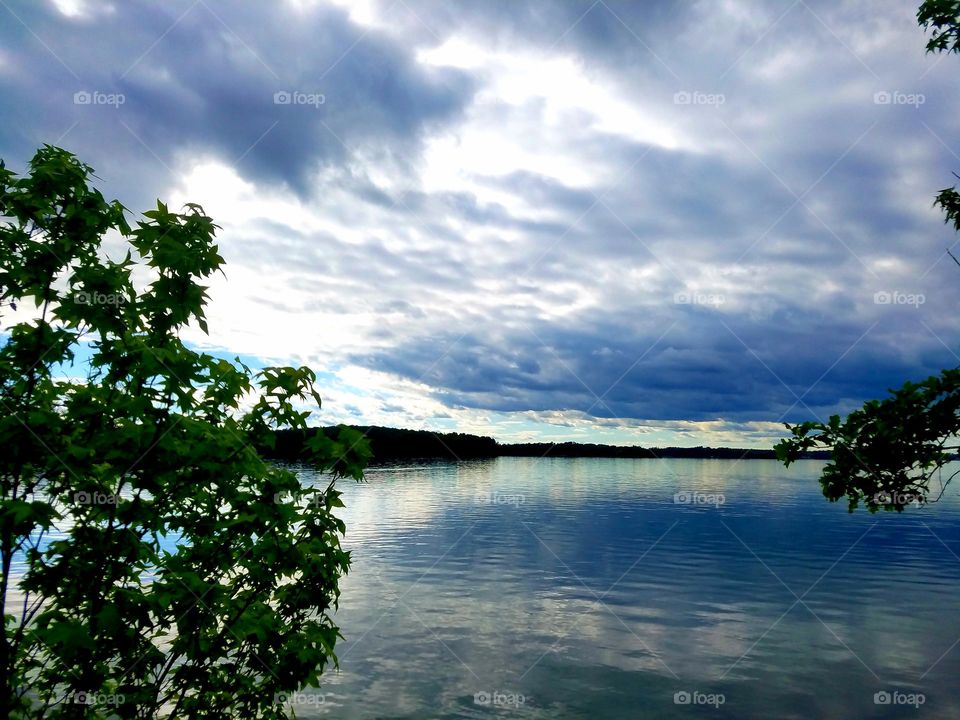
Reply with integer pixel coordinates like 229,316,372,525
266,425,832,464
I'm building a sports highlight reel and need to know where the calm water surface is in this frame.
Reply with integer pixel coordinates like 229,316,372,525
291,457,960,719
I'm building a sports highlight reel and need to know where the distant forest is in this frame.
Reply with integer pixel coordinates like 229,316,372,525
265,426,831,464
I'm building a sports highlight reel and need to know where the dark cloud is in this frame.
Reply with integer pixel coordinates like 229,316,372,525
358,302,958,425
0,0,473,203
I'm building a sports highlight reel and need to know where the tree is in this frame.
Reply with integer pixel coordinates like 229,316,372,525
0,145,370,718
918,0,960,54
775,1,960,512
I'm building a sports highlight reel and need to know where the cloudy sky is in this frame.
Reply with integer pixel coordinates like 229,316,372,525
3,0,959,447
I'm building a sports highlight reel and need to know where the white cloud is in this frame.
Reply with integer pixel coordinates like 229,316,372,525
418,37,689,197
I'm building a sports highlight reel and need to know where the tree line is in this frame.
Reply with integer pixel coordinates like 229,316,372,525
267,426,831,463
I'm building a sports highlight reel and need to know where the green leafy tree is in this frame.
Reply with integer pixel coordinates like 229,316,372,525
918,0,960,53
0,145,370,718
775,1,960,512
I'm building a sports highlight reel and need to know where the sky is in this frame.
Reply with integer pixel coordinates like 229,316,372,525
2,0,959,447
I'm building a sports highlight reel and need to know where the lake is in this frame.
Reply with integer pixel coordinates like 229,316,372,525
293,457,960,719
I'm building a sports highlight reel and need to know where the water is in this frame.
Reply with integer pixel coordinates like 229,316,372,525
293,457,960,719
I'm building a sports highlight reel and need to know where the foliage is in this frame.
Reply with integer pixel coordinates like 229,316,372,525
0,145,369,718
775,372,960,512
268,426,499,462
918,0,960,54
775,1,960,512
